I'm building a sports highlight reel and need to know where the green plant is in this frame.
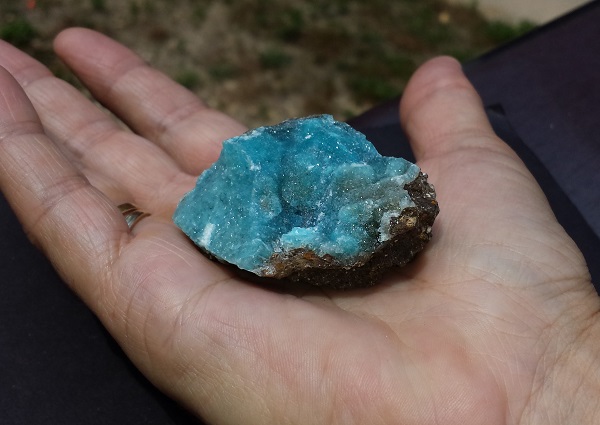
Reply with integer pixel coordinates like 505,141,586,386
408,6,452,46
129,1,140,20
485,20,536,44
142,0,156,14
381,54,415,80
175,70,202,90
349,76,398,103
277,7,304,42
91,0,107,12
208,63,239,81
0,18,37,48
260,48,293,70
192,4,209,24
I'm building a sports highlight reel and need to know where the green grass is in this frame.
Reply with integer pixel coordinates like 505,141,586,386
260,48,293,70
0,18,37,48
175,70,203,90
208,63,239,81
91,0,107,12
349,76,399,102
485,20,537,44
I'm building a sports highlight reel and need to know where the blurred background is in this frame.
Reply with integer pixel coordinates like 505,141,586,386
0,0,586,127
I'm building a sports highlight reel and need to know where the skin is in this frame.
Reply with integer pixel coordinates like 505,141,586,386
0,28,598,425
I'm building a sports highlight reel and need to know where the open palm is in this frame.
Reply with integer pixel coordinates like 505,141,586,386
0,29,596,425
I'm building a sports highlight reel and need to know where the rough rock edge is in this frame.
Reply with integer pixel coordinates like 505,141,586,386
262,171,439,289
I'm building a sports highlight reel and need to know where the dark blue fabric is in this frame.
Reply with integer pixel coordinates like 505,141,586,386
349,102,600,293
0,194,203,424
349,1,600,291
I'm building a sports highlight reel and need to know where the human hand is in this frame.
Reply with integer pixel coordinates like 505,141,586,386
1,28,598,425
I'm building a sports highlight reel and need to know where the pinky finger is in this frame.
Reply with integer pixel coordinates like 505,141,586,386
0,66,126,307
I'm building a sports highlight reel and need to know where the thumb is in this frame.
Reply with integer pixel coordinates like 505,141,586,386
400,56,503,162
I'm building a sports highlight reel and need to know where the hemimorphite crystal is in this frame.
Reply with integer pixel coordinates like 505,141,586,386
174,115,438,288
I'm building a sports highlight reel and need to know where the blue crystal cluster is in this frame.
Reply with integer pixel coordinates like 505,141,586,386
174,115,420,276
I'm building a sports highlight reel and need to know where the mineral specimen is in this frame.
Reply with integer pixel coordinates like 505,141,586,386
174,115,438,289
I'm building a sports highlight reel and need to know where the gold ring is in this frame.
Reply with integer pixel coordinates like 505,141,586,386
118,203,150,230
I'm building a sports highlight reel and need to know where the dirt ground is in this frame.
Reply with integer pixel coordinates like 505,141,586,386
448,0,589,23
1,0,534,127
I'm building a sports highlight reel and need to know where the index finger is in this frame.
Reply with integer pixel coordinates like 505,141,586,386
54,28,247,175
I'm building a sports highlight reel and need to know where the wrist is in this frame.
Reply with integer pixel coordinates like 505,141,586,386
522,292,600,424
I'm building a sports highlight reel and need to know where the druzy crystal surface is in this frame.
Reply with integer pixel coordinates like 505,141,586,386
174,115,438,288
